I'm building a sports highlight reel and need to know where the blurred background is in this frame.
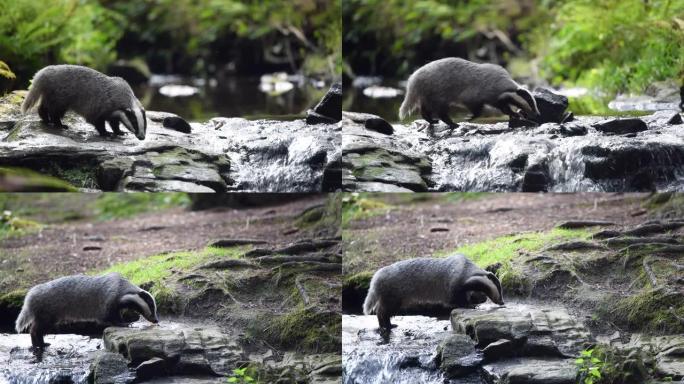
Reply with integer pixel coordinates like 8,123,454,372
342,0,684,121
0,0,341,121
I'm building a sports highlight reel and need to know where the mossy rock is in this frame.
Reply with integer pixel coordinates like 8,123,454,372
0,167,77,192
342,271,373,313
598,288,684,334
0,289,26,327
256,307,340,353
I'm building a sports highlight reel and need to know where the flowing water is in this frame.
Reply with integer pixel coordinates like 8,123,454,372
342,315,484,384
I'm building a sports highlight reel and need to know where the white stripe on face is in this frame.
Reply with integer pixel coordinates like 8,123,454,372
121,293,152,319
132,99,145,135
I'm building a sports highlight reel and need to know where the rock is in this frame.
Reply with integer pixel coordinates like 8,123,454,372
558,123,586,136
556,220,615,229
103,325,243,376
451,306,591,356
533,88,569,123
592,118,647,135
482,339,515,361
591,230,622,239
135,357,168,380
438,334,482,378
0,98,338,192
90,351,135,384
83,245,102,251
307,83,342,124
482,358,577,384
342,111,394,135
430,227,449,233
642,110,683,126
163,116,192,133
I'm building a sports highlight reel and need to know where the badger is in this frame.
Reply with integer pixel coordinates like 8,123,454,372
398,58,540,127
363,254,503,330
15,272,158,349
21,65,147,139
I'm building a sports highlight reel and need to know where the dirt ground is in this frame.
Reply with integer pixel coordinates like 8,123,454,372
0,196,329,291
343,193,651,274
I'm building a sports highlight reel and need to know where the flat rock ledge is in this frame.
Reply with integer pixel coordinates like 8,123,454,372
437,305,684,383
342,110,684,192
94,323,340,383
0,93,340,192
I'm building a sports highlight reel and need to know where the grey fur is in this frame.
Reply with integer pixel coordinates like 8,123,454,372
21,65,147,139
363,254,503,329
398,58,540,127
15,272,158,348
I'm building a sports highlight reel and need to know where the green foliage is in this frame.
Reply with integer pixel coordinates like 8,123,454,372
0,0,123,85
227,367,257,384
91,193,190,220
576,348,604,384
0,61,15,80
537,0,684,93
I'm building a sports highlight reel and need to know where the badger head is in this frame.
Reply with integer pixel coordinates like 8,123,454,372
499,88,541,121
110,99,147,140
462,272,504,305
120,290,159,324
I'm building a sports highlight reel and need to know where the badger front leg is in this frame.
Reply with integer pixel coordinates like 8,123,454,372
92,117,109,137
108,118,125,136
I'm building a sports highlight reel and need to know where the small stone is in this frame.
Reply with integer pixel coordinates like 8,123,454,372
430,227,449,233
533,88,569,123
307,83,341,124
438,334,481,378
593,118,647,134
135,357,167,380
162,116,192,133
482,339,514,361
83,245,102,251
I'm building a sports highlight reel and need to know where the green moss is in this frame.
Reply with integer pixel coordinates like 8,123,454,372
342,194,391,226
343,271,373,291
497,262,531,296
0,167,77,191
598,288,684,334
101,245,248,286
0,289,27,310
439,228,592,267
257,306,340,353
0,211,43,241
91,193,190,220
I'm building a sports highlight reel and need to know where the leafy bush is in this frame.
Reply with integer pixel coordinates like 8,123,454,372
0,0,123,85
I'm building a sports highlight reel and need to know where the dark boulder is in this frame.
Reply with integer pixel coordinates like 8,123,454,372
532,88,569,123
592,118,647,135
307,83,342,124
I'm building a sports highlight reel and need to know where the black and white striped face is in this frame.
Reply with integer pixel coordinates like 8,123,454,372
111,100,146,140
120,291,158,323
515,88,540,119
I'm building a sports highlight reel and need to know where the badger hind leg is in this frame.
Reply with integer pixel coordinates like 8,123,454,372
420,103,438,125
437,106,459,129
29,321,49,350
376,298,399,330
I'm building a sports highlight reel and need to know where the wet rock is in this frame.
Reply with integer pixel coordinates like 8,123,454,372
482,358,577,384
103,325,243,375
482,339,514,361
533,88,569,124
90,351,135,384
343,110,684,192
438,334,482,378
342,111,394,135
307,82,342,124
451,306,591,356
136,357,168,380
642,110,683,126
612,334,684,381
163,116,192,133
592,118,648,135
0,99,338,192
557,123,587,136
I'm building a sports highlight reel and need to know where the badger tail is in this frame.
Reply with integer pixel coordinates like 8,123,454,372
15,305,33,333
20,81,42,114
363,288,379,315
398,79,419,120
